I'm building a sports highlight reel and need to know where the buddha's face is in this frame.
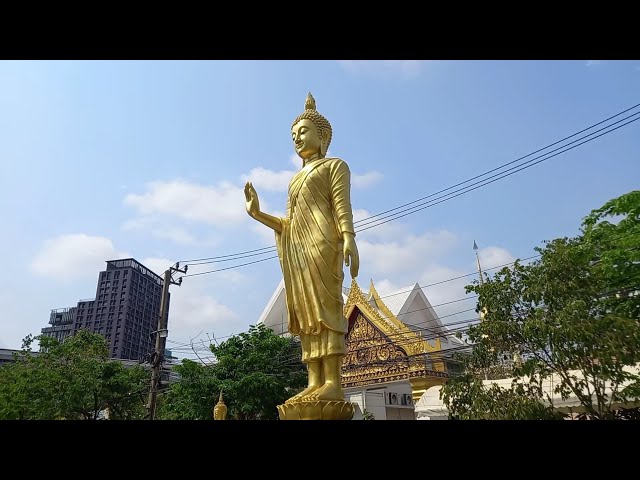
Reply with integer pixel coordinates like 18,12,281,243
292,119,322,161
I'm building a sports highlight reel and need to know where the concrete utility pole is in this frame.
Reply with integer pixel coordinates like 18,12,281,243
146,262,187,420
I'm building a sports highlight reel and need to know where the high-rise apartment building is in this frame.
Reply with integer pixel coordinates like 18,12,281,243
40,259,169,360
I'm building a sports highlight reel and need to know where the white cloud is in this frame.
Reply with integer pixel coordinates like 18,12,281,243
290,153,302,169
252,222,277,247
358,230,457,275
152,227,199,246
352,225,517,327
137,256,243,354
353,208,408,242
476,246,515,273
585,60,601,67
122,216,218,247
30,234,129,281
352,171,383,189
138,257,174,277
352,209,370,223
123,218,195,245
247,209,284,247
124,180,246,226
121,217,153,231
166,286,241,343
241,167,295,193
140,257,249,287
213,269,249,285
338,60,425,78
373,278,402,296
355,227,467,321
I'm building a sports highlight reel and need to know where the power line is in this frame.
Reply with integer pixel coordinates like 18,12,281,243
154,278,640,390
171,252,545,357
179,111,639,272
166,305,481,355
353,104,640,226
168,242,639,362
186,248,278,266
375,255,540,301
182,255,280,278
162,279,640,373
357,114,640,232
166,301,485,365
166,291,481,352
175,102,640,267
178,245,276,264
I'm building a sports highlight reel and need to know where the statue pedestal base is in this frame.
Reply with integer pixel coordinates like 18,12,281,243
277,400,355,420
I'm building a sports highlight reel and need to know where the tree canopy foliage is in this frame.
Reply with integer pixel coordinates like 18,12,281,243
0,330,149,420
441,191,640,420
158,323,306,420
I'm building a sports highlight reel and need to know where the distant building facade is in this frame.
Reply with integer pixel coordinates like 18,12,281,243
41,307,75,343
0,349,23,366
40,259,168,360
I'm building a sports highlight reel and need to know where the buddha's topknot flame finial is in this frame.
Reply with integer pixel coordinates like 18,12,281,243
305,92,316,111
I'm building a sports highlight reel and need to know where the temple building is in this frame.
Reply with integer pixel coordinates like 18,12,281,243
258,278,468,420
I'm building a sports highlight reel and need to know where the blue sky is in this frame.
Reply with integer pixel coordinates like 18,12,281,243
0,60,638,360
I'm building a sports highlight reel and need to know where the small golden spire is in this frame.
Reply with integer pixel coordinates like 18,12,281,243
213,391,228,420
305,92,316,111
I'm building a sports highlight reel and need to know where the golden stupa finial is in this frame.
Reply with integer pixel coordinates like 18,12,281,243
305,92,317,111
213,390,228,420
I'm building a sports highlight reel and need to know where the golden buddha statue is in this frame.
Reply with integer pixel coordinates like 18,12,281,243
213,391,228,420
244,93,358,420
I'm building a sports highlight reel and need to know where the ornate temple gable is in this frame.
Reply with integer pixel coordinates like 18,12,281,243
345,279,409,344
341,309,447,388
342,279,446,388
344,279,441,357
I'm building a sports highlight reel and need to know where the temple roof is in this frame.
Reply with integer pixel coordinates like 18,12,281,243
257,278,284,326
377,285,414,317
258,278,465,349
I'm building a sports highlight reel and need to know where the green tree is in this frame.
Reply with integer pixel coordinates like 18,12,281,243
442,191,640,420
0,330,149,420
158,324,307,420
157,358,219,420
441,372,563,420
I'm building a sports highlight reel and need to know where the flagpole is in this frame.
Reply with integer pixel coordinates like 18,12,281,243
473,240,484,286
474,240,488,324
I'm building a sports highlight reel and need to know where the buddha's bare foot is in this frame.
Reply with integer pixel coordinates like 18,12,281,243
285,385,320,404
304,383,344,401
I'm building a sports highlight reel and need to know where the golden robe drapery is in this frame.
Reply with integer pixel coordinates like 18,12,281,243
275,157,355,362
